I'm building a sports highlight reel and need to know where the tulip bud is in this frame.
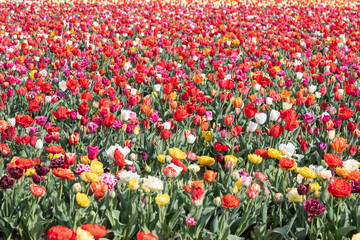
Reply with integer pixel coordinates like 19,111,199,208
328,130,336,140
232,172,240,181
108,190,116,199
349,145,358,156
213,197,221,206
129,153,137,162
165,155,172,163
192,199,203,207
274,193,284,203
73,183,81,192
225,161,235,170
145,165,151,173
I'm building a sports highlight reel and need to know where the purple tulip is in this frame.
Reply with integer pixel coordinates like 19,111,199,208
70,110,78,120
302,113,315,124
351,181,360,193
333,118,342,129
87,146,99,160
0,175,15,189
318,142,327,151
303,199,326,221
297,184,311,195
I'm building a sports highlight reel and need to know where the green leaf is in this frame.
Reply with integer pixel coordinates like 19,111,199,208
210,215,219,233
335,226,356,240
266,228,291,240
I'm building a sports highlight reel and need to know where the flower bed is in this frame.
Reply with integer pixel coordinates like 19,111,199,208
1,0,360,239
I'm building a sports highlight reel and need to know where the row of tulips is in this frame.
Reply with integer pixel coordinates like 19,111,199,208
2,0,360,239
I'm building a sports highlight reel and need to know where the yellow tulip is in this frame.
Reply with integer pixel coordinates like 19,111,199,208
155,193,170,205
76,193,90,207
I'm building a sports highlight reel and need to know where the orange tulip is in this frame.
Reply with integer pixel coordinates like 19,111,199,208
231,97,243,108
204,170,217,183
331,137,348,154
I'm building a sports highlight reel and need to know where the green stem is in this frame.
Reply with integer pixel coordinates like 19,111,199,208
32,197,38,217
249,164,254,176
245,199,252,212
59,179,63,200
5,189,8,217
73,206,79,229
336,199,342,229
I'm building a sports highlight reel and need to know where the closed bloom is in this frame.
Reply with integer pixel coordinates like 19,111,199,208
254,112,267,125
187,134,196,144
270,109,280,121
248,121,258,132
204,170,217,182
128,179,140,190
157,155,166,164
202,131,212,142
76,192,91,207
155,193,170,205
224,155,238,164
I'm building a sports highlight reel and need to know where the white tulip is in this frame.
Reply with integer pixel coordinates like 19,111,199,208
45,96,52,103
153,84,161,92
59,81,67,91
279,143,296,157
296,72,303,80
254,112,267,125
328,130,335,140
163,122,171,130
270,109,280,121
8,118,16,126
308,85,317,93
248,121,258,132
187,135,196,144
343,159,359,172
266,97,273,105
124,62,131,72
35,140,43,149
121,110,131,121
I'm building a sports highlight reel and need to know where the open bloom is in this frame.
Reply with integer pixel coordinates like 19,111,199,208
155,193,170,205
186,217,197,226
303,199,326,221
222,193,240,208
331,137,348,154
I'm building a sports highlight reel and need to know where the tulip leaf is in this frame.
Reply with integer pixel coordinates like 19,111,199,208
334,226,356,240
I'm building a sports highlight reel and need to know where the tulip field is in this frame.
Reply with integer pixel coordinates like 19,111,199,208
2,0,360,239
